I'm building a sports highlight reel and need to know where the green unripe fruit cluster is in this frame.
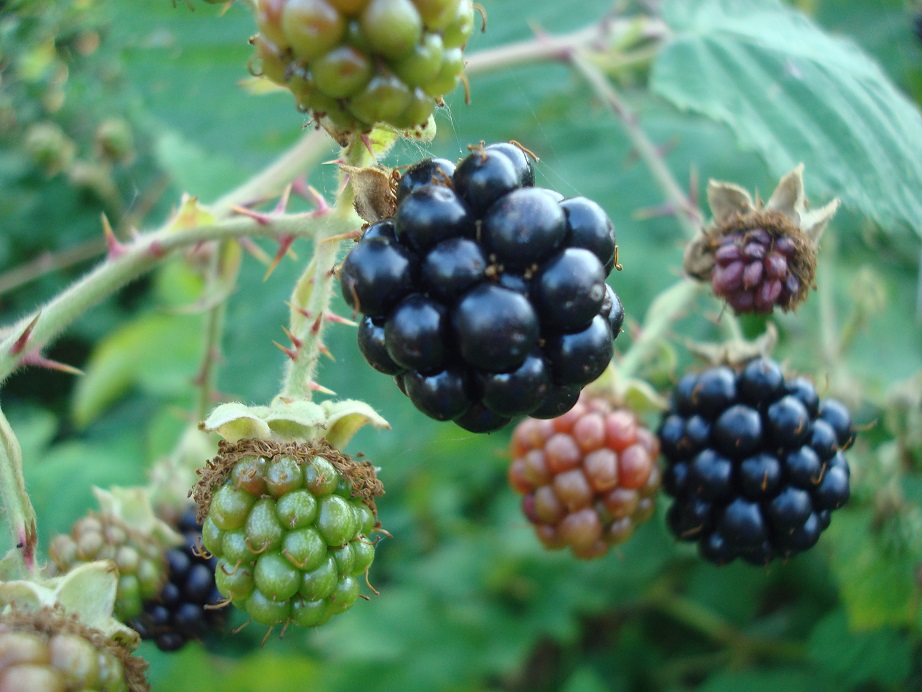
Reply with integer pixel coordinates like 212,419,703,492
0,607,147,692
254,0,475,134
199,443,382,628
48,516,166,622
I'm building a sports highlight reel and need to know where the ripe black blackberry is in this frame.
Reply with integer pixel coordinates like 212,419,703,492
341,143,622,432
129,508,226,652
658,357,854,565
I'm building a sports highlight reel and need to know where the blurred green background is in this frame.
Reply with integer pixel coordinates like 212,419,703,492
1,0,921,689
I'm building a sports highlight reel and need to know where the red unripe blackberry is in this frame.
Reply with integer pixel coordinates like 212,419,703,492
658,357,855,565
509,395,660,559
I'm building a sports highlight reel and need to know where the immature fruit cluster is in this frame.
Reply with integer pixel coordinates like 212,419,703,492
684,167,839,315
709,227,805,314
0,606,148,691
658,357,855,565
194,439,383,628
49,517,167,622
341,144,623,432
254,0,475,134
129,509,226,652
508,395,660,558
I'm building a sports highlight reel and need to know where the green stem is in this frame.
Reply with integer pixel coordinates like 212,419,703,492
0,213,327,384
616,279,700,381
0,405,36,577
195,250,229,422
568,52,703,240
278,139,372,399
645,584,807,663
464,16,668,76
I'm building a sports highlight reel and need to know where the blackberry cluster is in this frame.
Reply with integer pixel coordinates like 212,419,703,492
129,509,226,652
710,227,806,314
508,394,660,558
658,357,855,565
196,440,382,628
341,144,623,433
254,0,474,133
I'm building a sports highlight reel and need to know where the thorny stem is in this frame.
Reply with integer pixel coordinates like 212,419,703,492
195,250,229,422
279,139,371,399
212,129,332,217
568,52,702,240
0,213,327,385
0,405,37,578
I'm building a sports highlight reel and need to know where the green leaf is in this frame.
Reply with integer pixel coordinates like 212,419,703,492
826,508,918,628
71,311,203,428
808,609,913,687
652,0,922,234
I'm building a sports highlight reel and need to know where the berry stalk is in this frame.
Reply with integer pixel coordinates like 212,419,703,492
0,405,37,577
0,213,327,385
279,138,374,399
568,52,703,240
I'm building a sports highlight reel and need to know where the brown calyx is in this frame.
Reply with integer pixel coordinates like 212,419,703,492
191,438,384,524
0,604,149,692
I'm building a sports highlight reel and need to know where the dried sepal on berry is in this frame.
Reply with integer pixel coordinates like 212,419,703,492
0,561,149,690
684,165,840,314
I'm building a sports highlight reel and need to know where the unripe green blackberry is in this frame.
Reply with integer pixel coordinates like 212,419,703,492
0,605,149,691
253,0,476,137
49,516,168,623
192,438,384,628
509,394,661,559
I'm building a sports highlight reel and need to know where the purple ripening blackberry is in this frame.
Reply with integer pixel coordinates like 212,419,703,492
129,508,226,652
340,143,623,433
658,357,855,566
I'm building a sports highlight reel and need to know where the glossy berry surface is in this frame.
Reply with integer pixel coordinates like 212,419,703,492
255,0,475,133
341,144,623,431
658,357,855,565
509,395,661,558
129,508,226,652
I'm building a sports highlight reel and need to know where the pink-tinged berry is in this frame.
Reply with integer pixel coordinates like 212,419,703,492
509,394,660,559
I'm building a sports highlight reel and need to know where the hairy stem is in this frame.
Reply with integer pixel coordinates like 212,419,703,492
0,213,327,384
195,250,230,422
279,139,371,399
569,52,702,240
0,405,36,577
